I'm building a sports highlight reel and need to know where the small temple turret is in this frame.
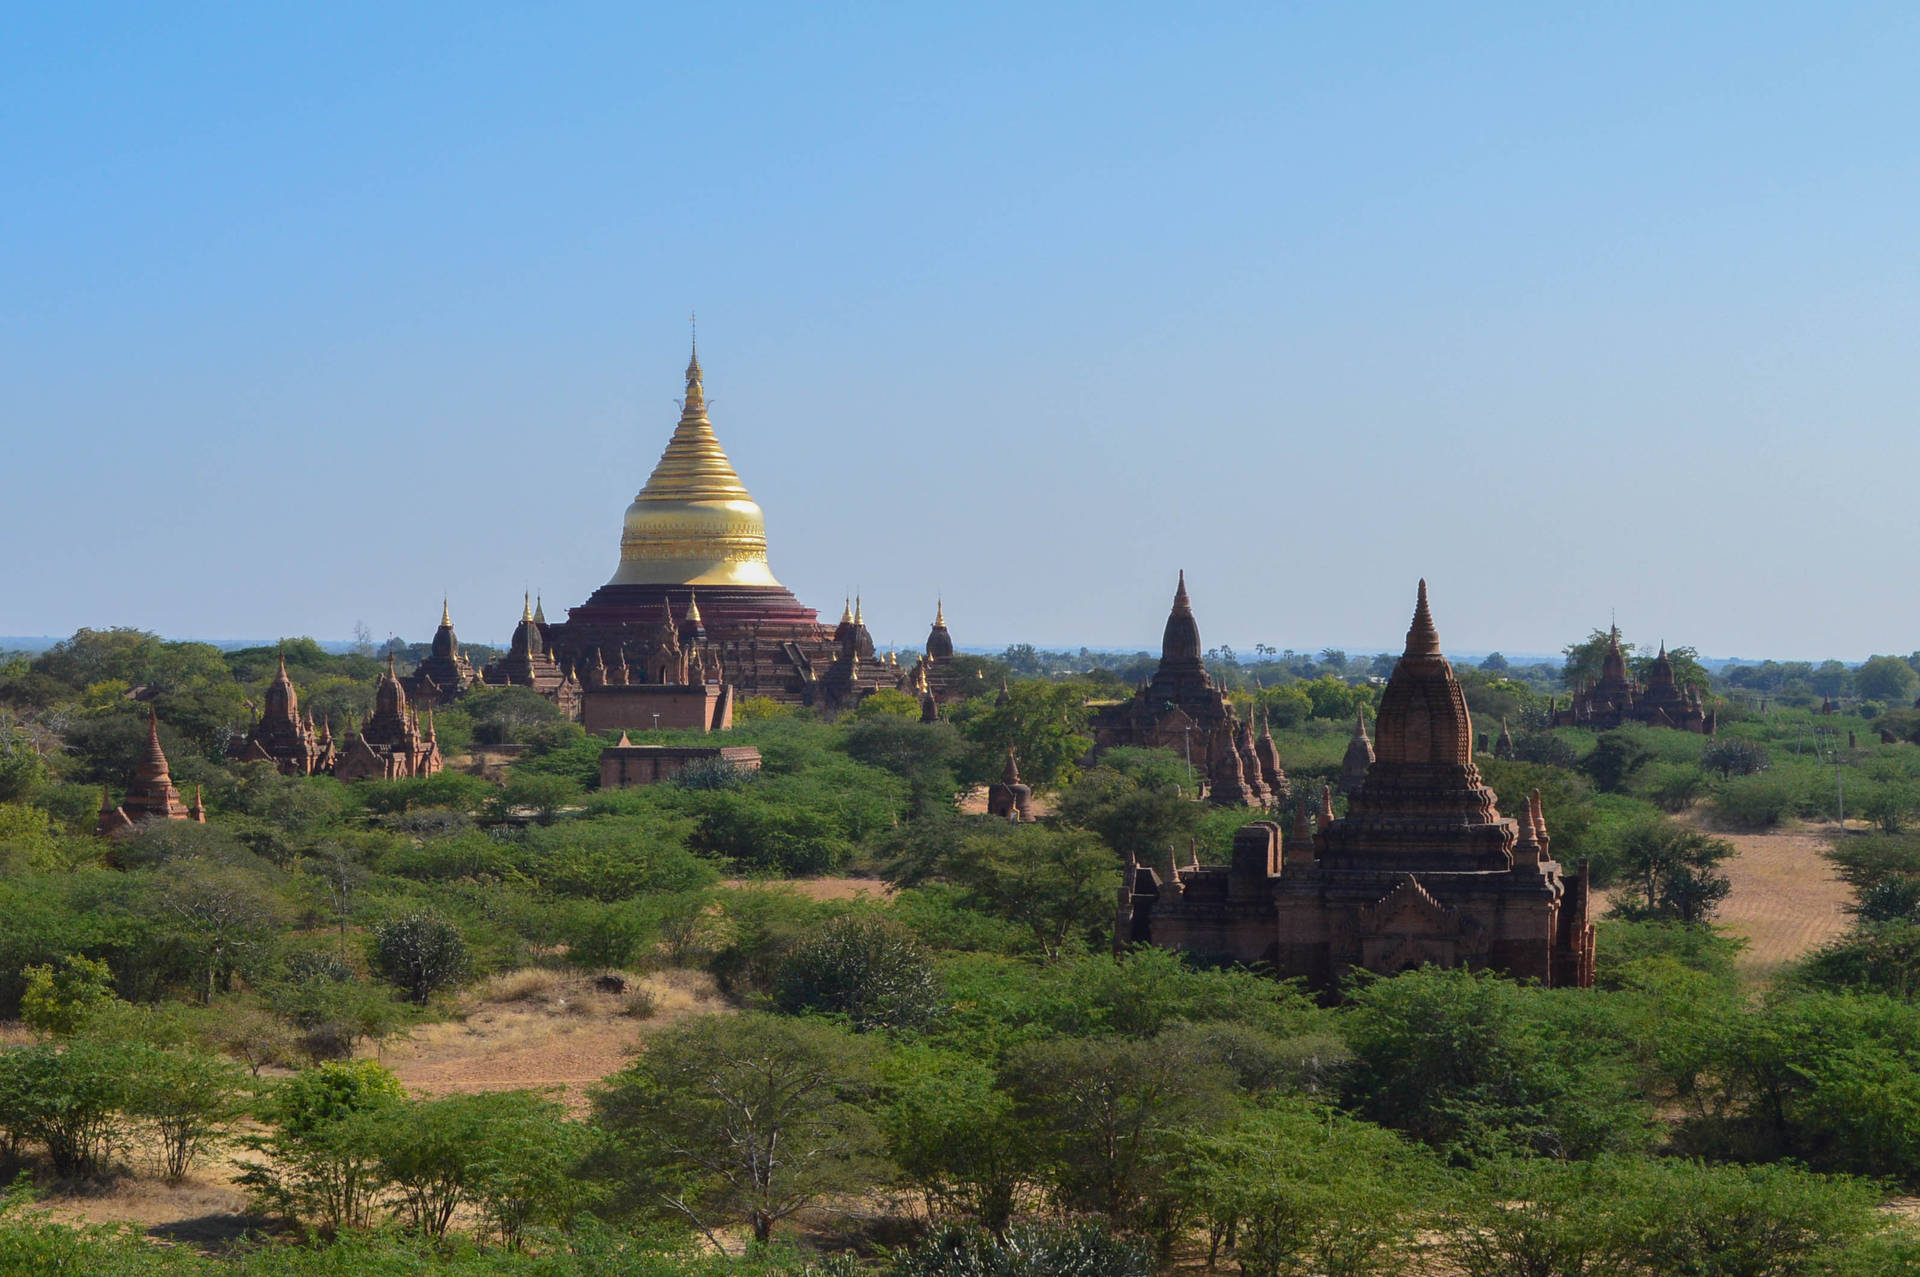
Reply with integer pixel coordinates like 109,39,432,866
99,709,203,835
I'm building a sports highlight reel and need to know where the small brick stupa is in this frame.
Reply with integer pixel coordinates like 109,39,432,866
99,709,205,835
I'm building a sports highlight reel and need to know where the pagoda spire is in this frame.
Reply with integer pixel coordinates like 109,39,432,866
441,598,451,628
1405,579,1441,657
935,597,945,627
685,589,703,625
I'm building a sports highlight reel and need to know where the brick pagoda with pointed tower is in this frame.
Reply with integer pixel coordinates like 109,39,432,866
1118,582,1596,990
229,652,333,776
403,600,478,707
99,709,206,835
1089,572,1266,803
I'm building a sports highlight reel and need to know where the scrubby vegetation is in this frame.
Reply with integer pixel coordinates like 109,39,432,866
4,627,1920,1272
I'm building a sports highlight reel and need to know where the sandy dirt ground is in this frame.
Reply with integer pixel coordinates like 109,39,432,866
1711,826,1854,980
720,874,894,902
359,967,729,1108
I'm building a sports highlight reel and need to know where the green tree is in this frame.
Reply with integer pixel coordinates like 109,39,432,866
0,730,45,803
1186,1101,1440,1277
958,681,1092,790
239,1059,406,1234
592,1013,885,1247
1342,968,1648,1162
123,1048,249,1182
999,1034,1234,1227
882,1046,1029,1233
1563,628,1634,690
0,1039,133,1177
371,911,470,1005
1703,736,1771,779
1584,731,1653,794
1056,750,1205,860
1633,643,1712,694
467,1091,598,1249
1614,819,1736,924
947,825,1119,957
153,860,283,1004
1856,655,1920,706
19,955,117,1036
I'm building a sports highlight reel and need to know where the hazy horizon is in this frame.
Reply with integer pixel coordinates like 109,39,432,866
8,5,1918,660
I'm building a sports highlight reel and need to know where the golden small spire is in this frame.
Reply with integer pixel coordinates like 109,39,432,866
934,597,945,627
840,597,854,625
521,592,533,623
440,598,451,628
534,596,547,626
853,595,863,627
685,589,703,625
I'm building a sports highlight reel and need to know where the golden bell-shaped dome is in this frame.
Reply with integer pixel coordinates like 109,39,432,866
609,345,785,588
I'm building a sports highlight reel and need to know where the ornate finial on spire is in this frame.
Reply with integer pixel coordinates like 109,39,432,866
685,589,703,625
1173,569,1191,611
683,317,705,411
1404,579,1441,656
1354,708,1370,742
840,597,854,625
441,598,451,628
534,596,547,626
522,592,533,623
854,595,863,627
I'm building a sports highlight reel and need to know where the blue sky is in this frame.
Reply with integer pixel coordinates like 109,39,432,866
4,3,1917,659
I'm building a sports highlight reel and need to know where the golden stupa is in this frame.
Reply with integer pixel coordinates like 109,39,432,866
608,345,785,588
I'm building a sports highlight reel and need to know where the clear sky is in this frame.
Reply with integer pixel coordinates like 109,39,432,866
5,3,1917,660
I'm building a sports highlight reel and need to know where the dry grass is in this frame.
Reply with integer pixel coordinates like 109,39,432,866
360,966,729,1108
1711,824,1854,981
719,875,895,902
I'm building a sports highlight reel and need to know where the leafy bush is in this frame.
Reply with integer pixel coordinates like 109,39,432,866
1715,773,1799,830
889,1222,1151,1277
20,954,118,1035
0,1040,133,1176
775,913,943,1032
371,911,470,1004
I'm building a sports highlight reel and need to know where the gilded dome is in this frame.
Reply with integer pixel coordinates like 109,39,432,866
608,346,785,589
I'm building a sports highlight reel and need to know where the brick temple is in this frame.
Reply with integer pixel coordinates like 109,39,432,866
1119,582,1596,990
1088,572,1284,805
1551,627,1714,733
99,709,205,835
